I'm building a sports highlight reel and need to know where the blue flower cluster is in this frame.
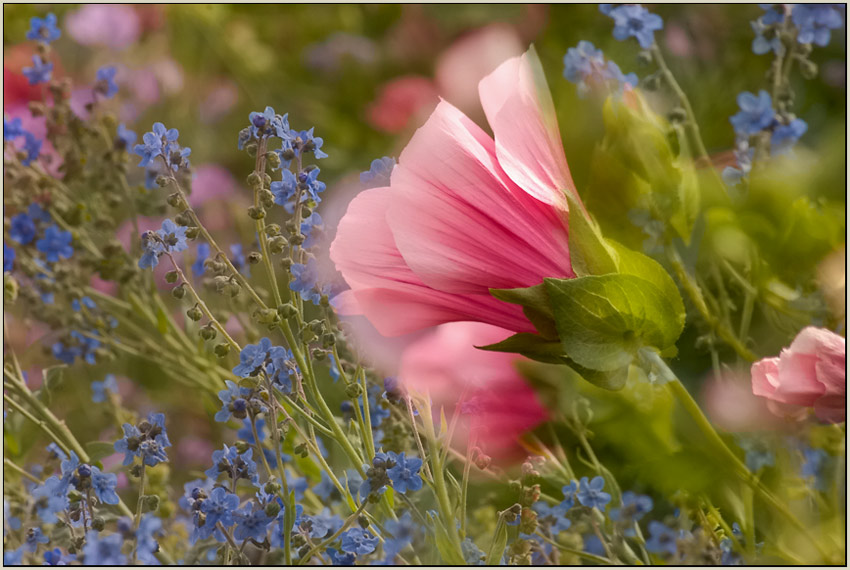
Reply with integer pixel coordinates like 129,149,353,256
360,156,395,187
600,4,664,49
139,218,189,269
563,40,637,97
231,337,298,393
22,55,53,85
114,413,171,467
26,13,61,43
133,122,191,172
290,257,332,305
4,116,43,166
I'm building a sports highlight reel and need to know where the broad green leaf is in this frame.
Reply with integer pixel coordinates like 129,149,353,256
565,191,619,277
429,513,465,565
476,333,568,365
490,283,558,338
85,441,117,462
545,274,684,372
486,519,508,566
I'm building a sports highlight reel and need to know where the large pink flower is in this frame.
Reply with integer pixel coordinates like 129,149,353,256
398,322,548,460
751,327,845,423
331,50,579,337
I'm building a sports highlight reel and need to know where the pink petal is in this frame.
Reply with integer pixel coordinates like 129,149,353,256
751,357,780,398
478,49,578,209
330,186,533,336
388,100,573,296
775,349,825,406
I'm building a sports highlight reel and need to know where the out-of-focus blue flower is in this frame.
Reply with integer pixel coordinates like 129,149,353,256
23,54,53,85
36,225,73,263
604,4,664,49
116,124,136,151
461,537,485,565
91,374,119,403
386,452,423,494
71,296,96,312
21,132,42,166
4,116,24,141
609,492,653,535
304,507,343,539
26,13,61,43
293,127,328,160
340,527,378,555
382,511,416,556
646,521,678,555
4,547,24,565
583,533,605,556
327,547,356,565
730,90,775,136
90,466,120,505
192,242,210,277
3,243,14,273
801,446,829,490
577,476,611,510
771,118,807,154
95,66,119,98
25,527,49,552
533,501,572,535
290,257,330,305
792,4,844,46
233,503,274,542
10,213,36,244
43,547,74,565
229,243,249,276
722,140,755,186
196,487,240,542
135,514,162,565
82,531,127,565
751,19,784,56
360,156,395,186
563,41,637,97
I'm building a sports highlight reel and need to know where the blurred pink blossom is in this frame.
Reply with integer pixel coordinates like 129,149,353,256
751,327,845,423
366,76,439,133
702,371,782,432
190,164,238,207
664,23,694,58
435,24,524,118
398,322,548,461
65,4,141,50
177,437,215,466
199,81,239,123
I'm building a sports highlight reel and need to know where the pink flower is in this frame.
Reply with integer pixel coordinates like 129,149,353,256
65,4,141,50
331,50,579,336
366,76,439,133
751,327,845,423
398,322,548,461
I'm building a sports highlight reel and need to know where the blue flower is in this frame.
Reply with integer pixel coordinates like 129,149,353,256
576,476,611,510
91,374,119,403
304,507,343,539
294,127,327,160
36,225,73,263
158,219,188,252
215,380,253,422
801,446,829,490
533,501,572,535
646,521,678,555
290,258,329,305
95,66,118,98
563,41,637,97
71,296,96,312
26,13,61,43
792,4,844,47
25,526,49,552
22,54,53,85
751,18,784,56
90,466,120,505
116,124,136,150
609,492,653,535
82,531,127,565
3,243,13,273
233,503,274,542
4,500,21,533
270,169,298,208
360,157,395,186
206,445,259,485
31,476,68,524
461,537,485,565
3,547,24,566
328,355,341,383
21,132,42,166
134,514,162,564
560,480,578,510
139,219,187,270
4,116,25,141
605,4,664,49
114,413,171,467
722,140,755,186
197,487,240,540
386,452,423,494
43,548,74,565
730,90,775,136
327,547,356,565
134,122,178,168
233,338,276,377
69,330,99,364
28,203,51,223
383,511,416,555
771,118,807,154
192,242,210,277
229,243,249,276
340,528,378,555
312,471,337,501
10,213,36,244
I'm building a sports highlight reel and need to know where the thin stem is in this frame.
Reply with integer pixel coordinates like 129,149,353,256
4,458,41,484
297,501,368,565
131,463,146,565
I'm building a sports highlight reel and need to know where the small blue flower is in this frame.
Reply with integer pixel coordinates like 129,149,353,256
71,296,96,312
801,446,829,490
116,124,136,150
36,225,74,263
605,4,664,49
90,466,120,505
270,169,298,207
4,116,25,141
290,258,329,305
312,471,337,501
114,413,170,467
196,487,240,541
25,526,49,552
206,445,259,485
135,514,162,564
646,521,678,555
583,533,605,556
304,507,344,539
31,477,68,524
233,338,275,378
730,90,775,136
576,476,611,510
327,547,356,565
95,66,119,98
561,480,578,510
192,242,210,277
91,375,118,403
792,4,844,47
233,503,274,542
340,527,378,555
360,156,395,186
751,19,784,56
43,548,74,565
215,381,253,422
3,243,14,273
771,118,807,154
82,531,127,565
294,127,327,160
21,132,42,166
22,54,53,85
386,452,423,494
563,41,636,96
134,122,179,168
10,213,36,244
229,243,249,276
383,511,416,555
461,537,485,565
26,13,61,43
532,501,572,535
3,547,24,566
609,492,653,535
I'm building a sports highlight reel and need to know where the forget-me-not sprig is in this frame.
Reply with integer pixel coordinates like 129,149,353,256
26,13,61,43
360,156,396,186
89,466,120,505
563,40,637,97
771,118,808,154
645,520,679,555
114,413,171,467
194,487,240,542
95,66,119,99
23,54,54,85
386,452,423,494
233,503,274,542
791,4,844,47
340,527,379,556
134,122,179,168
532,501,572,535
206,444,259,485
304,507,344,539
215,380,254,422
602,4,664,49
610,492,653,535
139,218,188,270
576,476,611,510
292,127,328,160
730,90,776,137
36,225,74,263
91,374,119,403
10,212,36,245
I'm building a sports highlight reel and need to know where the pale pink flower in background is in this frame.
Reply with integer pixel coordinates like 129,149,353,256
702,371,783,432
177,437,215,466
65,4,141,51
199,81,239,123
398,322,548,461
751,327,846,423
190,164,239,207
434,24,524,118
151,59,185,96
664,23,694,58
129,68,161,105
366,76,439,133
332,50,579,337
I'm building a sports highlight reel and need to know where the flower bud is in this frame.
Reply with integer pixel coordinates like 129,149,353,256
186,305,203,322
199,324,217,341
165,270,179,283
185,227,200,239
214,343,231,358
277,303,297,319
799,60,818,80
156,175,170,188
259,189,275,209
142,495,160,512
265,223,281,236
166,192,186,209
345,383,362,398
265,501,281,517
321,333,336,348
266,151,281,169
289,233,305,246
248,205,266,220
268,235,287,254
247,252,262,265
247,172,263,189
91,516,106,531
245,142,258,157
235,441,251,454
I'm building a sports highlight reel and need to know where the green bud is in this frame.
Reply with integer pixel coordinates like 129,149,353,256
166,192,186,209
309,320,325,334
277,303,297,319
185,227,201,239
235,441,251,454
265,223,281,236
171,283,186,299
358,515,370,529
247,252,262,265
165,270,179,283
91,516,106,532
636,50,653,66
187,305,203,322
259,189,275,209
199,324,217,341
319,294,330,307
265,501,281,517
245,142,258,157
799,59,818,80
141,495,160,513
279,257,293,270
668,107,687,124
312,348,328,360
214,343,231,357
155,175,170,188
247,172,263,188
294,442,309,458
268,235,287,254
266,151,281,169
4,274,18,303
257,308,279,324
289,233,305,246
643,73,661,91
321,333,336,348
248,206,266,220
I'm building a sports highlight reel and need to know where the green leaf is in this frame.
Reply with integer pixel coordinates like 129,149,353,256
85,441,116,462
490,283,558,338
565,191,619,277
545,274,684,373
486,518,508,565
429,513,466,565
477,333,567,365
44,365,66,392
156,306,170,335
